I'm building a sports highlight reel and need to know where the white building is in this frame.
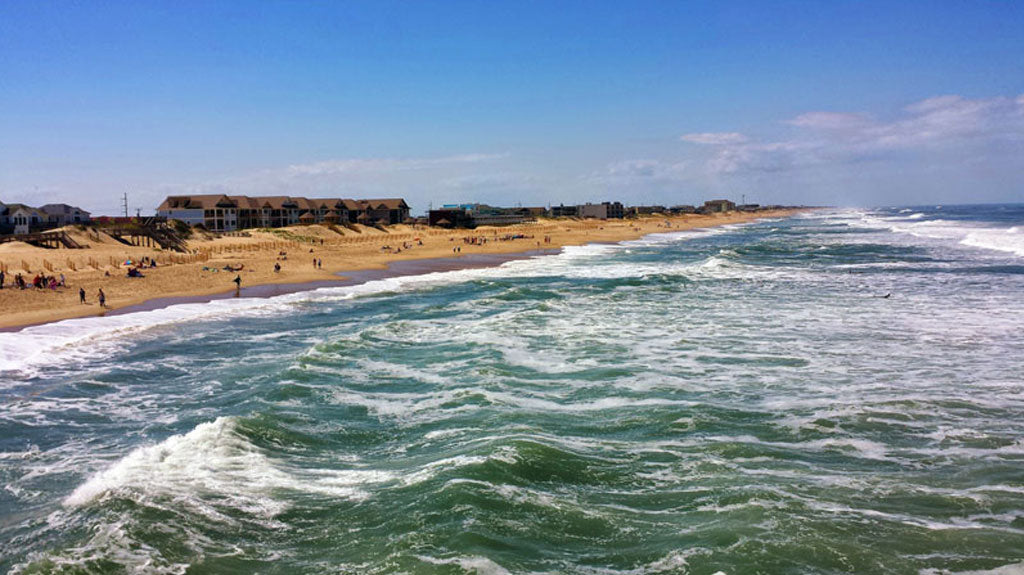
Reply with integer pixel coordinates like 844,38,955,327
156,194,238,231
10,205,47,234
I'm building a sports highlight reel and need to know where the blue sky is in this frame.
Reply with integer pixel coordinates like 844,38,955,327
1,1,1022,215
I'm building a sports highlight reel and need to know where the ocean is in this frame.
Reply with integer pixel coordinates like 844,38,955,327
1,205,1023,574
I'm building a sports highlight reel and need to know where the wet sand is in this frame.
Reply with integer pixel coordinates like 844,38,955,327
102,250,559,320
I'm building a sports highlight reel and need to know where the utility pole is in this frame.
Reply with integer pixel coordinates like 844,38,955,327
742,194,746,206
121,193,129,218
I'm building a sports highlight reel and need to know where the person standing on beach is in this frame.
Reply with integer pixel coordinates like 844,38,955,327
0,269,4,289
233,275,242,290
79,287,86,304
98,288,106,308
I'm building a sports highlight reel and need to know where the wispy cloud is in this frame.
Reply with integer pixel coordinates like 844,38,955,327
679,132,748,145
439,172,539,191
285,153,509,176
593,159,689,183
146,152,512,212
681,94,1024,175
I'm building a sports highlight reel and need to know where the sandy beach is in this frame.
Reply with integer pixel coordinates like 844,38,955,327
0,210,800,331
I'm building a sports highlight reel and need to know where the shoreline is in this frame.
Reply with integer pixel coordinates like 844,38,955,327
106,250,561,320
0,211,804,332
1,250,561,333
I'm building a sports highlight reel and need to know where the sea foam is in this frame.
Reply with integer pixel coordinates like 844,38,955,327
64,417,388,520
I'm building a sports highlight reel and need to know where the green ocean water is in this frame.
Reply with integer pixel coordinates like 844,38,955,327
2,206,1024,574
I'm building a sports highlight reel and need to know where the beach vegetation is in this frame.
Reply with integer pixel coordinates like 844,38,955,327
259,228,321,244
171,219,193,238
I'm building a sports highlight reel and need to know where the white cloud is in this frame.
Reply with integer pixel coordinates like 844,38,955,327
285,153,508,176
680,132,748,145
684,93,1024,175
597,159,689,182
439,172,539,191
788,111,873,131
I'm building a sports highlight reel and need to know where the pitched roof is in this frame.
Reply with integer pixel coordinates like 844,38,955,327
363,198,409,210
8,204,47,218
39,203,90,215
156,195,407,215
257,196,298,210
228,195,263,209
157,194,236,210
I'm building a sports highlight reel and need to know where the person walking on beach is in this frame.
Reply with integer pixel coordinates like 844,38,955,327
233,275,242,290
98,288,106,308
274,262,281,273
79,287,86,304
0,269,4,290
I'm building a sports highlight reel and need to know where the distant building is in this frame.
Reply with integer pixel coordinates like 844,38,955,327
606,201,625,219
700,199,736,213
155,195,410,232
579,201,625,220
40,203,92,226
428,204,535,228
668,205,697,214
578,203,606,219
549,204,580,218
629,205,667,216
428,208,475,229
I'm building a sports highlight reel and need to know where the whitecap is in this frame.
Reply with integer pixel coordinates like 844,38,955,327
65,417,390,522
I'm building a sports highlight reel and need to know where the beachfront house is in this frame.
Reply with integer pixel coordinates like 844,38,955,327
1,201,91,234
265,197,303,227
230,196,265,229
9,205,48,234
156,194,410,231
40,203,92,227
156,195,238,231
359,198,411,225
